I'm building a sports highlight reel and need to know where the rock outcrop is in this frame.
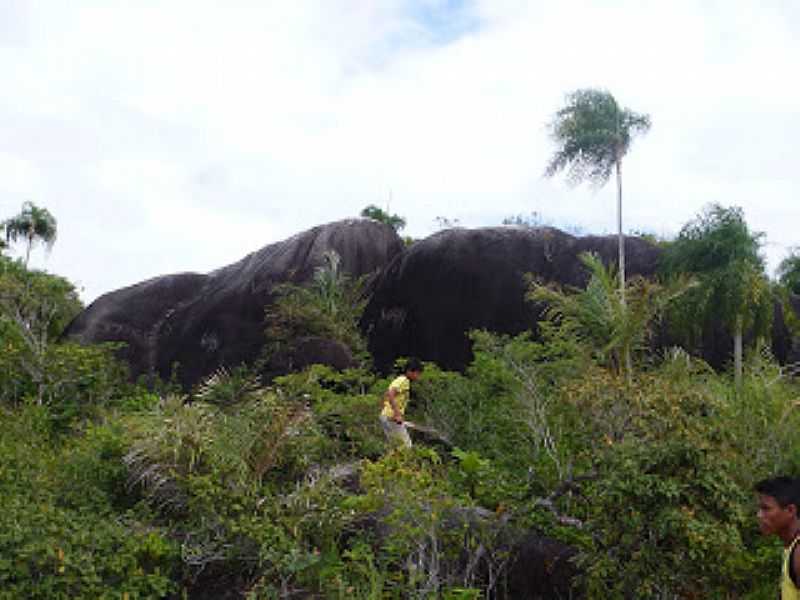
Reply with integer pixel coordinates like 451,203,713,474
65,218,800,387
770,293,800,366
64,219,404,387
362,226,662,372
504,532,580,599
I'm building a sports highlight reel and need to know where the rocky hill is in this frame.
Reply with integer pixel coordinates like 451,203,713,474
65,219,798,387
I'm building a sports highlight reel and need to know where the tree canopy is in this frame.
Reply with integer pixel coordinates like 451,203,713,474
360,204,406,232
545,88,651,188
2,201,58,266
661,204,770,384
0,254,83,404
778,248,800,295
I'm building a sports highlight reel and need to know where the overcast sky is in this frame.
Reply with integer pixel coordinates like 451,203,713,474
1,0,798,304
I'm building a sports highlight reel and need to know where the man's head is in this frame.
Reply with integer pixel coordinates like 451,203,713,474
755,476,800,536
405,357,423,381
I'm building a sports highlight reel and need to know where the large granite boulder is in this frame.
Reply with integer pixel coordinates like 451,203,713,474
64,219,404,387
769,293,800,367
504,532,580,599
362,226,662,372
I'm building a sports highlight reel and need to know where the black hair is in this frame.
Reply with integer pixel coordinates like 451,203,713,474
755,476,800,508
405,357,423,373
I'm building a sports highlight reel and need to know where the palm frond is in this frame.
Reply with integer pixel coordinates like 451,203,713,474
529,252,692,375
545,88,650,188
194,365,262,409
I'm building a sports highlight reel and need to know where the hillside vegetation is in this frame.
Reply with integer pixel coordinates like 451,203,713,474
3,205,800,599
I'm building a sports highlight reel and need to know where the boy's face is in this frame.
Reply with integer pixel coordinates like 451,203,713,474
757,493,797,536
407,369,421,382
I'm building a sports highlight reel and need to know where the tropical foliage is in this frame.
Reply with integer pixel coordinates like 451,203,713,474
263,250,370,369
528,252,690,382
2,200,58,266
502,212,544,228
360,204,407,232
661,204,771,385
778,248,800,295
5,317,795,598
0,255,91,407
3,201,800,599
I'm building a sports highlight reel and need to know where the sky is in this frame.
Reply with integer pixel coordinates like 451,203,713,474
1,0,798,304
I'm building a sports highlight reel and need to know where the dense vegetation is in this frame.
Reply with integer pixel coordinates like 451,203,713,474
3,201,800,599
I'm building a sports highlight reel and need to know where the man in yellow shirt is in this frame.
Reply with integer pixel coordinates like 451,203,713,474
379,358,423,448
756,476,800,599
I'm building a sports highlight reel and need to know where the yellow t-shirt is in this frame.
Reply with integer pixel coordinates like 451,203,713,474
782,537,800,600
381,375,411,419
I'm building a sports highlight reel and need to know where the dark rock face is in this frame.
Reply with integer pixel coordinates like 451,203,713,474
62,272,211,371
503,533,580,599
362,226,662,372
267,336,356,375
772,293,800,366
64,219,404,387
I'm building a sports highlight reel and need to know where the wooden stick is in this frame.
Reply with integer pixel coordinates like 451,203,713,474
403,421,453,447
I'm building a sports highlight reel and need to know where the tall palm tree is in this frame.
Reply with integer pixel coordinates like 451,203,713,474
2,201,58,267
545,89,651,297
661,204,770,387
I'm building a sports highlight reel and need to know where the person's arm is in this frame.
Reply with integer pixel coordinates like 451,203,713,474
384,387,403,423
792,540,800,588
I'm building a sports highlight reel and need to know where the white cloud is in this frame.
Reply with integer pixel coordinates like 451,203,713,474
0,153,41,198
2,0,798,302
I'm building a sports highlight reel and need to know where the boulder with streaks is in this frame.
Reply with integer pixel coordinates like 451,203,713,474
362,226,662,372
64,219,404,387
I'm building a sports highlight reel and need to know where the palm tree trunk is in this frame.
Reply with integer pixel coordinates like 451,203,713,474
616,159,625,296
616,158,632,382
734,317,743,388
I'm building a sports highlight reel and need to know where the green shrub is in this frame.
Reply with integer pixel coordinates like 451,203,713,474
714,347,800,483
343,448,509,598
276,365,385,459
0,257,83,406
263,250,370,369
4,251,800,599
579,438,750,599
0,405,178,599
